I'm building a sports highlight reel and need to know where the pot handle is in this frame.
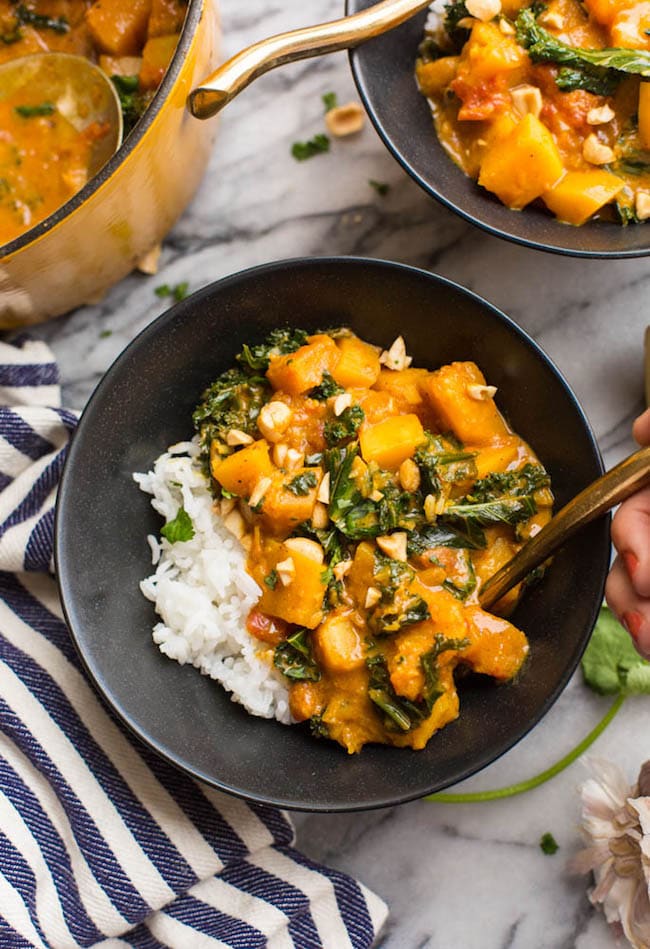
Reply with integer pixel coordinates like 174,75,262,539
187,0,431,119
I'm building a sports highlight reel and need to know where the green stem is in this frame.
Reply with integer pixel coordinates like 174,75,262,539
426,693,626,803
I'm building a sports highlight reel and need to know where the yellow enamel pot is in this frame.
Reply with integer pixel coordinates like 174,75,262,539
0,0,220,328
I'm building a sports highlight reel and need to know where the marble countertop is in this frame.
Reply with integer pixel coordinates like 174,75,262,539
24,1,650,946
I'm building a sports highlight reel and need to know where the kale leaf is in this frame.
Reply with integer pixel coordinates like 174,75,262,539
274,629,321,682
516,7,650,81
238,327,309,372
308,371,344,401
324,405,365,446
285,471,318,496
193,367,270,465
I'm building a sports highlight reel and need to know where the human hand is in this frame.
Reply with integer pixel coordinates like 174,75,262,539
605,408,650,660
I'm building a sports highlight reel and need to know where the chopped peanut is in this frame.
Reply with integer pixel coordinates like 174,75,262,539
257,401,292,442
226,429,254,447
284,537,325,564
273,443,289,467
399,458,421,492
586,105,615,126
466,383,497,401
636,192,650,220
332,392,352,416
364,587,382,608
376,532,408,562
325,102,366,137
379,336,412,371
333,560,353,581
510,84,542,119
312,502,329,529
223,508,247,540
582,135,615,166
465,0,501,21
285,448,305,470
276,557,296,586
317,472,331,504
248,476,272,510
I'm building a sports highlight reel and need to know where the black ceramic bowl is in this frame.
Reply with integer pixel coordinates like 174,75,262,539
348,0,650,258
55,257,610,811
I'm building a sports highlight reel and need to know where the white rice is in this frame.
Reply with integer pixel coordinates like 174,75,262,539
133,438,292,724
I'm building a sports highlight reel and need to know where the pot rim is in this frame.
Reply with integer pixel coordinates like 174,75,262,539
0,0,204,261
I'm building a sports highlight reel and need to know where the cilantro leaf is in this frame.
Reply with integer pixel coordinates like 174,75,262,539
322,91,338,112
291,134,330,161
581,605,650,695
161,507,195,543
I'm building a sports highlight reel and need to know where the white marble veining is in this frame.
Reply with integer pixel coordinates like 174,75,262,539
19,1,650,945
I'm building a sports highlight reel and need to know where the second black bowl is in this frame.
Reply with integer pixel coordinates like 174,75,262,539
348,0,650,258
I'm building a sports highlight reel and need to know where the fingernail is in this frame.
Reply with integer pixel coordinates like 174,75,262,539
623,611,644,640
623,552,639,578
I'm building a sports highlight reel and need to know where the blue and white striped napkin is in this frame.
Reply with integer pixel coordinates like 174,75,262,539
0,336,388,949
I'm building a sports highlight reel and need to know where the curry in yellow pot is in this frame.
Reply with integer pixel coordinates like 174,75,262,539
0,0,186,245
417,0,650,224
194,329,554,754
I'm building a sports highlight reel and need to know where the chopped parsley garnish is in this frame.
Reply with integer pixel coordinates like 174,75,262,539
264,569,279,590
369,179,390,196
540,832,559,855
15,102,55,118
154,281,190,302
291,133,330,161
161,507,195,543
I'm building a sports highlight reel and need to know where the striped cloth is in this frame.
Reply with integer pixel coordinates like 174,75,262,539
0,336,388,949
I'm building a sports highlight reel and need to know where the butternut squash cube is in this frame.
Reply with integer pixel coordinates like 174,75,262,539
478,114,564,209
639,82,650,150
86,0,152,55
138,33,178,89
211,439,273,497
542,170,625,225
582,0,620,25
373,367,429,415
359,414,425,469
610,3,650,49
331,336,381,388
421,362,509,446
257,543,327,628
147,0,186,36
259,469,319,534
266,334,340,395
473,439,520,480
416,56,459,97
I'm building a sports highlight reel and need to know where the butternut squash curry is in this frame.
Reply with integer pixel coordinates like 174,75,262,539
193,328,554,754
417,0,650,224
0,0,186,245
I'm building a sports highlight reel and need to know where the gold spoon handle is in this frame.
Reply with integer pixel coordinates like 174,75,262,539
188,0,431,119
479,445,650,610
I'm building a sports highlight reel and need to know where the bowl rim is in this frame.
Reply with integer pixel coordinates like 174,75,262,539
0,0,204,261
54,256,609,811
346,0,650,260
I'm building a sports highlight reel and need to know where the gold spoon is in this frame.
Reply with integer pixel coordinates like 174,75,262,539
0,53,123,176
479,445,650,610
188,0,432,120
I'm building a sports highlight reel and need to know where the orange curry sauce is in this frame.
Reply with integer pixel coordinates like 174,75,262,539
0,0,185,245
203,330,554,754
416,0,650,224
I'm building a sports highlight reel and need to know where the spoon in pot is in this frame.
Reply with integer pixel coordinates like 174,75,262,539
0,53,123,176
479,445,650,610
188,0,433,119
